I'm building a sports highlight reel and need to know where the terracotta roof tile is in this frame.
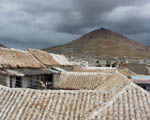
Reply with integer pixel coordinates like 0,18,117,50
118,68,137,76
28,49,59,66
0,86,113,120
0,48,44,68
28,49,72,66
86,83,150,120
54,72,131,90
73,66,136,77
49,53,72,66
72,66,116,73
0,81,149,120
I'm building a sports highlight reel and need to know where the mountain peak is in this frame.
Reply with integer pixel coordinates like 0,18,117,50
90,27,113,34
85,28,114,38
100,27,110,31
44,28,150,58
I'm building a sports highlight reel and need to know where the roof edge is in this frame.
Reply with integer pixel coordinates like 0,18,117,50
84,82,135,119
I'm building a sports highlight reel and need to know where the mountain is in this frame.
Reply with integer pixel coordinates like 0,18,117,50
44,28,150,58
0,43,6,48
146,46,150,52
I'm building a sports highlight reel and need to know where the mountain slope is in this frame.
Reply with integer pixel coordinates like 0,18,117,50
146,46,150,52
44,28,150,58
0,43,6,48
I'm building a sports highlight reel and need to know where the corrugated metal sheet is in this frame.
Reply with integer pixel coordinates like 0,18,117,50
130,75,150,80
134,80,150,84
19,68,60,75
0,69,24,76
6,69,24,76
51,67,66,72
18,68,58,75
0,68,60,76
47,69,61,74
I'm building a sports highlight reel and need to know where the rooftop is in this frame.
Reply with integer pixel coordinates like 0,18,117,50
0,48,44,68
0,48,71,69
28,49,59,66
72,66,136,76
0,82,149,120
0,85,113,120
54,71,131,90
86,83,150,120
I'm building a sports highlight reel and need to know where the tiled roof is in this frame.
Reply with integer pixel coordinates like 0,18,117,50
118,68,136,76
28,49,59,66
49,53,72,66
0,85,114,120
86,83,150,120
0,83,149,120
0,48,72,68
72,66,116,73
28,49,72,66
54,71,131,90
94,71,132,91
0,48,44,68
72,66,136,77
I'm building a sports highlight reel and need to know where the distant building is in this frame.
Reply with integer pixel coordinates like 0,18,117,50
146,66,150,75
126,63,147,75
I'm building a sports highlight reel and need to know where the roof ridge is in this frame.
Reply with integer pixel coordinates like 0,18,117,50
0,84,111,93
64,71,113,75
0,48,44,68
85,82,150,119
28,49,47,67
84,82,134,119
116,70,129,79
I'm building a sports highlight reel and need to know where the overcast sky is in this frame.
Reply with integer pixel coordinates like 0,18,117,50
0,0,150,49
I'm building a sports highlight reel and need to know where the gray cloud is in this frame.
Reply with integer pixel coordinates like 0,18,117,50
0,0,150,49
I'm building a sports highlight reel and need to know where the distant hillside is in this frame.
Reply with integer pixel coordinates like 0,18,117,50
0,43,6,48
44,28,150,58
146,46,150,52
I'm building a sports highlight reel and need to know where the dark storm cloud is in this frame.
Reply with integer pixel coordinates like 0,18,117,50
56,0,150,34
0,0,149,49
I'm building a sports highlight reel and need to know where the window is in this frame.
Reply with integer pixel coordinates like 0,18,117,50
10,76,12,88
15,77,22,88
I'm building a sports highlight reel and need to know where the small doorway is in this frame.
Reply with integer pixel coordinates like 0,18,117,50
46,74,53,89
15,77,22,88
